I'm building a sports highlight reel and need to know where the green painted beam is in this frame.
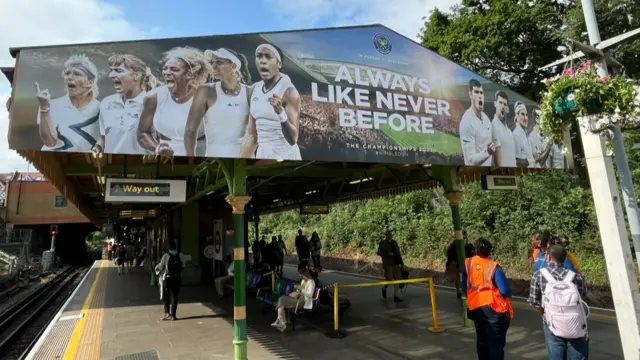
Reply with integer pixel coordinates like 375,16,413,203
169,178,228,211
246,164,382,178
63,164,197,177
65,162,396,180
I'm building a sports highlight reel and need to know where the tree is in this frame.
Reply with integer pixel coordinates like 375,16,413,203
564,0,640,78
420,0,571,100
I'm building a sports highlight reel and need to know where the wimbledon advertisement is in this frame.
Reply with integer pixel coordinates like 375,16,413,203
8,25,570,169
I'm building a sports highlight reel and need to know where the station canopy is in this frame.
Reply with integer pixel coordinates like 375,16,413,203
2,25,568,225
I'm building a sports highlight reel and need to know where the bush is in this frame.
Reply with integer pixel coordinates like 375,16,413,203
252,171,608,285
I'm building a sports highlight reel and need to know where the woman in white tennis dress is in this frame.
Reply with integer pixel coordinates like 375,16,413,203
35,54,101,153
137,46,212,157
184,48,251,158
241,43,302,160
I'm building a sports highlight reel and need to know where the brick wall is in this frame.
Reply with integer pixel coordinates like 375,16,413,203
6,181,89,224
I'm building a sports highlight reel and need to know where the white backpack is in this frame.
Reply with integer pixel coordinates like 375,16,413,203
540,268,590,339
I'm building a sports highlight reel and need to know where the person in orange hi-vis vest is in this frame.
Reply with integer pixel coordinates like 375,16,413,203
462,238,514,360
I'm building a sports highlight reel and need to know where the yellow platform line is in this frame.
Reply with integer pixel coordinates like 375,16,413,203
63,260,108,360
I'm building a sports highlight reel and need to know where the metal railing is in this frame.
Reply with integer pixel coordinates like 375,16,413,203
328,277,444,338
0,249,17,274
0,229,32,246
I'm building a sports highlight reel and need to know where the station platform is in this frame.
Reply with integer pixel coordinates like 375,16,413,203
25,260,623,360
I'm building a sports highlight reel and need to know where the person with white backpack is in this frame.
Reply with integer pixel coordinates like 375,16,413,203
529,244,589,359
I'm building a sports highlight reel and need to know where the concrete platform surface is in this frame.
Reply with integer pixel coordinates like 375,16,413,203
26,260,623,359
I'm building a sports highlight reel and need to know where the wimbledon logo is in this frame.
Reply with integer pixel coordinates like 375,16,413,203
373,33,392,55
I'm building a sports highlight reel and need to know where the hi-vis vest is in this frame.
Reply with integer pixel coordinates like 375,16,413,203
465,256,514,319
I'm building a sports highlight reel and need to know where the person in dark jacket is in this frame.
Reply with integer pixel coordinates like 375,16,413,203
445,230,475,298
269,236,283,272
251,239,261,269
258,236,269,268
376,230,404,302
295,229,310,266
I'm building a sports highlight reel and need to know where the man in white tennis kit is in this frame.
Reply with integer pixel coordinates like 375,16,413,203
548,141,566,168
512,101,535,168
527,120,552,168
459,79,495,166
491,91,517,167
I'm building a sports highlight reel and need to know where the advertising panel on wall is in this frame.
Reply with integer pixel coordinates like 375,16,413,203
8,24,571,169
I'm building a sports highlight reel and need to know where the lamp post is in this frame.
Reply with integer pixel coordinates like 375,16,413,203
574,1,640,358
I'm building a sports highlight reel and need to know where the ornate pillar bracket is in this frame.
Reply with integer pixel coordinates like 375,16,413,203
225,195,252,214
443,191,462,206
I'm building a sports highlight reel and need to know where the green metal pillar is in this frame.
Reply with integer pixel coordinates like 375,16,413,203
224,159,250,360
434,166,471,327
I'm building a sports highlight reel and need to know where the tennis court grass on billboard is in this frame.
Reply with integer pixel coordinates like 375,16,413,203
8,24,571,169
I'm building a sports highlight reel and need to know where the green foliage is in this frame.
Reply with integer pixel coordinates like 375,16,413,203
419,0,567,100
540,62,639,139
256,172,607,284
564,0,640,79
420,0,640,102
85,231,105,252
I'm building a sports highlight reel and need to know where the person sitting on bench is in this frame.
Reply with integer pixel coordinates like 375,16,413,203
215,257,234,299
271,267,315,332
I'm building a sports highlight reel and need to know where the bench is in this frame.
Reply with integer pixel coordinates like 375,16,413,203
256,278,295,313
256,279,326,331
224,271,264,295
289,287,322,330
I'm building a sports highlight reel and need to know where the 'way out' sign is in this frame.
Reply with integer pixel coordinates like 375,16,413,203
105,178,187,203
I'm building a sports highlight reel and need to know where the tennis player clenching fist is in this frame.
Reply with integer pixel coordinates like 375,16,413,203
241,43,301,160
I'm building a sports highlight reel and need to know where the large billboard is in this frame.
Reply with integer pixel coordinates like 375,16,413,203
8,25,570,169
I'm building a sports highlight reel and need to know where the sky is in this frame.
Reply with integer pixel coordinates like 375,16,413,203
0,0,459,173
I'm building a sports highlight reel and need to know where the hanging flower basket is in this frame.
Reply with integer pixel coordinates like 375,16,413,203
553,89,579,118
539,60,638,139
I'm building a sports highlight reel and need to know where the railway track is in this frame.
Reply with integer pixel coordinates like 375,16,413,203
0,251,100,360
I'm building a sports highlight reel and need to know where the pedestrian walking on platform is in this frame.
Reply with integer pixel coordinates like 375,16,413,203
310,231,322,267
376,230,404,302
107,241,113,261
529,244,589,360
445,230,475,298
125,242,136,272
463,238,513,360
295,229,310,266
116,244,126,275
277,234,287,274
155,240,185,321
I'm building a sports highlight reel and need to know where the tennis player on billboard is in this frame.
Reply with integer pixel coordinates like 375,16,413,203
512,101,535,168
491,90,517,168
528,111,553,168
241,43,302,160
93,54,161,155
184,48,252,157
35,55,101,152
137,46,212,157
459,79,495,166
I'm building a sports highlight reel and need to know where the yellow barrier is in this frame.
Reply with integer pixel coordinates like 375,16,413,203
262,270,276,291
328,277,444,338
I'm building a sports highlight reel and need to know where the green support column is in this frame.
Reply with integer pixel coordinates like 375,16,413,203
435,166,471,327
224,159,250,360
